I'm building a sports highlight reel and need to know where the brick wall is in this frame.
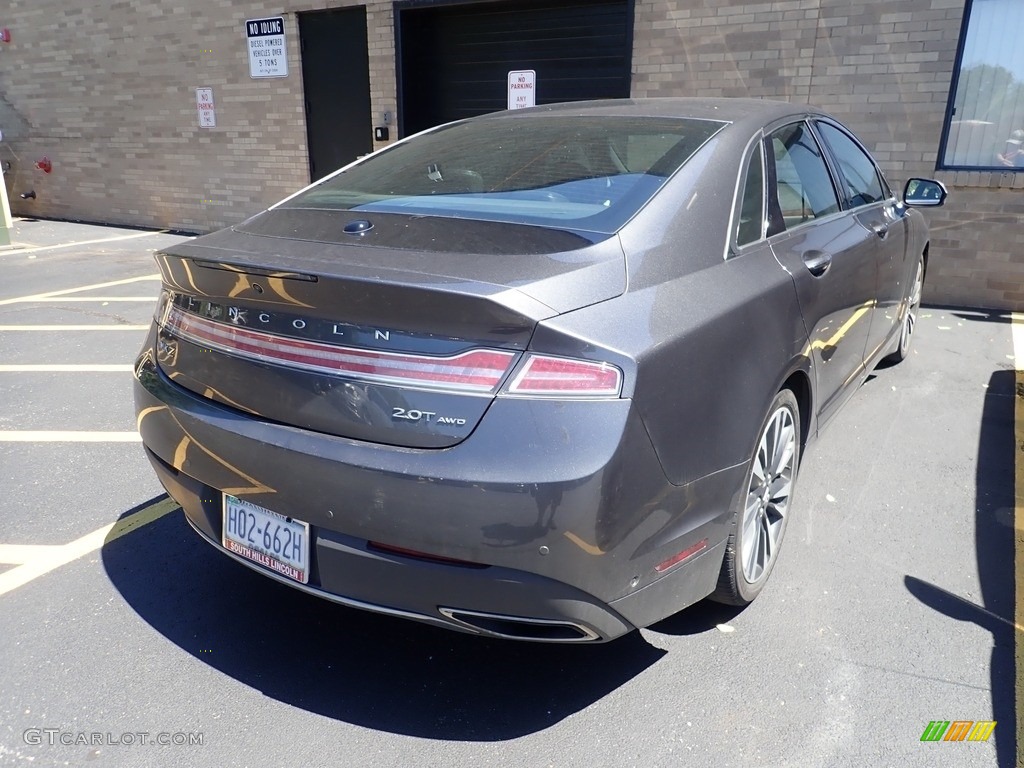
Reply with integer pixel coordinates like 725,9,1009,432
926,175,1024,308
1,0,1020,308
0,0,396,233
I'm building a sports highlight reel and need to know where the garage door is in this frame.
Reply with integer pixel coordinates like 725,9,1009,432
397,0,633,136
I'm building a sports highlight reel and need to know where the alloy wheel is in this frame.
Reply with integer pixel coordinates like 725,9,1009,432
900,259,924,357
741,404,796,584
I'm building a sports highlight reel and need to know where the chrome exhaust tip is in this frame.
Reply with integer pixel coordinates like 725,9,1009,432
439,607,600,642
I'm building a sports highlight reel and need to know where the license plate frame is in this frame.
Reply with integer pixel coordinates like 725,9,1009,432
222,494,310,584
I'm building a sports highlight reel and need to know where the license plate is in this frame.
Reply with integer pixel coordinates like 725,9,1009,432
222,495,310,584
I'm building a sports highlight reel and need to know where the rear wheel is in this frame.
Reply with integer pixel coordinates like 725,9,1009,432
711,389,800,606
885,256,924,364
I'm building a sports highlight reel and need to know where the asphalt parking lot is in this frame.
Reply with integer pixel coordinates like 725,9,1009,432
0,217,1018,768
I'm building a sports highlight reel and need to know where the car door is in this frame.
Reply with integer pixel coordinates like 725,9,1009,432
765,121,877,427
814,120,907,362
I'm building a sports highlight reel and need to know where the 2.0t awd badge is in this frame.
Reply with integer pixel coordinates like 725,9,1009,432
391,407,467,426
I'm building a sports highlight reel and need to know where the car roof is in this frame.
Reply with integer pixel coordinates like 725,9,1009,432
488,97,829,133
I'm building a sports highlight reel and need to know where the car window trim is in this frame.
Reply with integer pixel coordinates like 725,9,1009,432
726,130,768,259
764,129,785,238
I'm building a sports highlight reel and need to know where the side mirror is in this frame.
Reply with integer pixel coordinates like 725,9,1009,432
902,178,948,207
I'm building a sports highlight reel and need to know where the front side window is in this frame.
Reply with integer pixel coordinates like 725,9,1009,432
280,116,725,233
940,0,1024,170
816,122,886,208
768,123,840,232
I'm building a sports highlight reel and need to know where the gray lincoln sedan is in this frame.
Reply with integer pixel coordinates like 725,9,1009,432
134,98,946,642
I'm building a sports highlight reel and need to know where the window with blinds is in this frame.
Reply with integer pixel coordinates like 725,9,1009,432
940,0,1024,170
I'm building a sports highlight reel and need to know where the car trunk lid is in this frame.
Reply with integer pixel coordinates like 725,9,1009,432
151,211,624,448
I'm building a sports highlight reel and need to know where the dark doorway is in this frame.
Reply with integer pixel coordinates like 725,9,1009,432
299,7,373,182
397,0,633,137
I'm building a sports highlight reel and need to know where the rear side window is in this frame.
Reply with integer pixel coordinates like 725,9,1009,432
280,116,725,234
816,122,886,208
769,123,840,231
736,142,765,246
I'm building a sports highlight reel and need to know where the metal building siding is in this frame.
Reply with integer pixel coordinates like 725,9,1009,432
398,0,633,136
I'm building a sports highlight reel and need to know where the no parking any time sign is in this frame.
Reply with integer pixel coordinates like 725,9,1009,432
507,70,536,110
195,88,215,127
246,16,288,78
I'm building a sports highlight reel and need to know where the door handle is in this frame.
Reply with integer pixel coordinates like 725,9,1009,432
871,222,889,239
801,249,832,277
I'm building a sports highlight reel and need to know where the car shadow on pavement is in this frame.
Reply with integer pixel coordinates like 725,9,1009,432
101,509,668,740
647,599,744,636
903,368,1016,767
948,308,1014,325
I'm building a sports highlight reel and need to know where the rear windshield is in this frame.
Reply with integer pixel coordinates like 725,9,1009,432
279,115,725,234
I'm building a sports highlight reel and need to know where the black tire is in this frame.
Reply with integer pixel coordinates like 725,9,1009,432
711,389,801,606
884,256,924,365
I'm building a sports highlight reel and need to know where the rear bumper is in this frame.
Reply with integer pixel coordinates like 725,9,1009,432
134,341,741,642
165,460,624,642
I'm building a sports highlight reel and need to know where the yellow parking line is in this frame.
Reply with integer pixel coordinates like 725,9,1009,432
1012,312,1024,766
0,273,160,306
813,301,875,351
563,530,606,556
0,497,179,597
0,230,169,256
0,431,142,442
0,325,150,331
0,544,64,565
0,364,134,372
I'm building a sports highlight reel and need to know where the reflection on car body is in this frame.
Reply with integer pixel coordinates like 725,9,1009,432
135,98,946,642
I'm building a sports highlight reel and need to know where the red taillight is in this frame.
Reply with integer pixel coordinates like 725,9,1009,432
162,306,515,393
504,354,622,397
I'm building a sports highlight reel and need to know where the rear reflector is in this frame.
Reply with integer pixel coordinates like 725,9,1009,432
654,538,708,574
504,354,622,397
162,306,515,393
